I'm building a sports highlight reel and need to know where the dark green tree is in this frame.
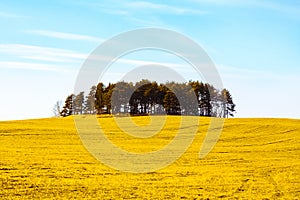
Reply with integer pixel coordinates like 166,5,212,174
85,86,96,114
163,89,180,115
74,92,84,115
95,82,105,114
103,83,115,114
221,89,236,118
59,80,236,118
60,94,74,117
112,81,132,114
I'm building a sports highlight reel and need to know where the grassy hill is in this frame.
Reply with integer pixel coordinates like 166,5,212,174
0,116,299,199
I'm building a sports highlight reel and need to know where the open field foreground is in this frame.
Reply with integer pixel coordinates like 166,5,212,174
0,116,299,199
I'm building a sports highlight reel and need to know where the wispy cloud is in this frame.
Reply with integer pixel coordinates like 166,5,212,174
26,30,105,43
252,1,300,18
191,0,251,6
192,0,300,18
124,1,209,15
86,54,186,68
79,0,208,27
86,0,208,16
0,11,23,18
0,44,88,72
121,15,174,28
0,43,189,72
217,64,299,81
119,58,186,69
0,61,71,72
0,44,87,63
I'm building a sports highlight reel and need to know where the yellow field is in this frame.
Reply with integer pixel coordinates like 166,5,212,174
0,116,299,199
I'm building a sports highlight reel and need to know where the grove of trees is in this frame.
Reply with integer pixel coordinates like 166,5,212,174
59,80,236,118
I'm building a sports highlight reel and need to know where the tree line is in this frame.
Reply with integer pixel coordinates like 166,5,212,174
58,80,236,118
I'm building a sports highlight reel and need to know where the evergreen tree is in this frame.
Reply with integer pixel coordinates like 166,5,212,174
60,94,74,117
221,89,236,118
95,82,105,114
85,86,96,114
59,80,236,118
163,89,180,115
74,92,84,115
103,83,115,114
112,81,132,114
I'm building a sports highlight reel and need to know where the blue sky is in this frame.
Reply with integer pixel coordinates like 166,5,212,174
0,0,299,120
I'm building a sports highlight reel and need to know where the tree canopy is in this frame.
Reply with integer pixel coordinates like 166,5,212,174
60,80,236,118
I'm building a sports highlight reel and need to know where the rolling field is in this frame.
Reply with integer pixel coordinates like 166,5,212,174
0,116,299,199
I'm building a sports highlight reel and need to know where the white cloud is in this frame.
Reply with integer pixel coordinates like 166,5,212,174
77,1,208,27
192,0,300,18
86,0,208,17
191,0,250,6
0,44,87,63
26,30,105,43
252,1,300,17
0,11,23,18
117,58,185,68
0,44,88,72
0,43,190,73
217,64,299,81
0,61,71,72
0,43,192,73
125,1,209,15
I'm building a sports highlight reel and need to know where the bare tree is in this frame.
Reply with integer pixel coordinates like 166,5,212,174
53,100,62,117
